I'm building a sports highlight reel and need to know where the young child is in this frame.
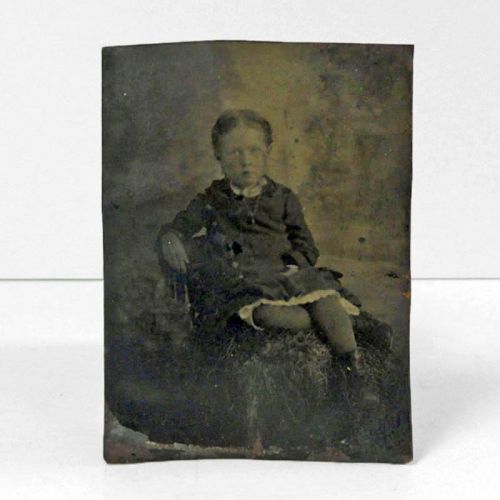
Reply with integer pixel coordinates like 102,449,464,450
157,109,377,403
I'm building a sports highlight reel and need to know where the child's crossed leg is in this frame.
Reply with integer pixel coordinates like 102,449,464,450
252,295,357,355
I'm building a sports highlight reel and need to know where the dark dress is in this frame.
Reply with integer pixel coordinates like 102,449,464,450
156,175,360,329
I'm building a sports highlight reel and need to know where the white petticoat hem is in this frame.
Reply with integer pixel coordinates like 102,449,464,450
238,288,361,331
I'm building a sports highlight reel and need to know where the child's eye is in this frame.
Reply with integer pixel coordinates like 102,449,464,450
225,147,263,159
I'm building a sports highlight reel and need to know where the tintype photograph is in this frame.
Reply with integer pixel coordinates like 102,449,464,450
103,41,413,464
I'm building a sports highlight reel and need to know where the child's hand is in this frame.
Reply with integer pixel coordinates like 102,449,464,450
161,232,190,273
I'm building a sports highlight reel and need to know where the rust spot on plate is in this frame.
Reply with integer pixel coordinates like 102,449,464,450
251,435,264,458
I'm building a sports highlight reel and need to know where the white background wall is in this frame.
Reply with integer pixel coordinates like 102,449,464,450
1,1,500,499
1,0,499,279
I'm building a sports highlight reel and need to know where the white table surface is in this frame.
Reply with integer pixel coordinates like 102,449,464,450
1,279,499,499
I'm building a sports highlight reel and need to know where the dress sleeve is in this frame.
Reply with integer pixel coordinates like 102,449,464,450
155,192,211,250
282,190,320,268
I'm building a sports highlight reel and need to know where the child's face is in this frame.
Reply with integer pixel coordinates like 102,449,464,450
218,123,270,188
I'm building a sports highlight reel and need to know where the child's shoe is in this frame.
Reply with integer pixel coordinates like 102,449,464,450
339,349,380,406
352,311,393,352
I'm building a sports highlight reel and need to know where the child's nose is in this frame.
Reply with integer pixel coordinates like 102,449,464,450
239,151,252,167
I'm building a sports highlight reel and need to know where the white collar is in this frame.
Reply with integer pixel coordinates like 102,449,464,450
229,176,267,198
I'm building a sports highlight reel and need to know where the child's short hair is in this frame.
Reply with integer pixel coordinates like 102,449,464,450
211,109,273,160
